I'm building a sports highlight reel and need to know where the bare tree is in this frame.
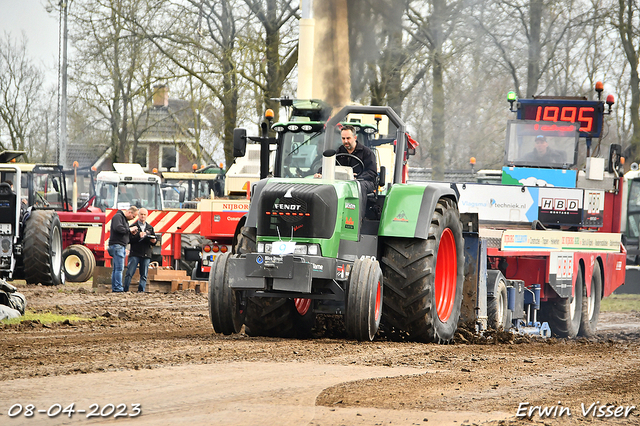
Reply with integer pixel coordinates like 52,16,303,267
0,33,47,160
475,0,594,98
405,0,469,179
614,0,640,160
127,0,246,168
346,0,428,115
239,0,299,118
70,0,159,163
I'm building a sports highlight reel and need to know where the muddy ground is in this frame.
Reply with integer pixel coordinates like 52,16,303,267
2,282,640,425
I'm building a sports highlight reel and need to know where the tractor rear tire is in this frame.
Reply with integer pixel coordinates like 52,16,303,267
244,297,315,338
23,210,65,286
540,266,583,338
487,278,509,330
63,244,96,283
345,257,383,341
381,198,464,343
236,226,257,254
180,234,208,276
208,252,244,335
579,262,602,338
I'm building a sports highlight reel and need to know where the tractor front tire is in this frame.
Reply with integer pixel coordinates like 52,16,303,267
381,198,464,343
23,210,65,286
345,257,383,341
579,262,602,338
208,252,244,335
540,266,583,338
63,244,96,283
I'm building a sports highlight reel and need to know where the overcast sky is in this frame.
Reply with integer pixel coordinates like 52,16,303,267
0,0,61,85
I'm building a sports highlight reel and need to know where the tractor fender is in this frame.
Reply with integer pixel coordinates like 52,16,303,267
244,178,270,228
378,182,459,239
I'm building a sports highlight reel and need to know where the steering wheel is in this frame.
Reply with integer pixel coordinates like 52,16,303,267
35,192,50,207
335,153,365,176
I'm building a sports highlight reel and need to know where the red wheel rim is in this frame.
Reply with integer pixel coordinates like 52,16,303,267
374,279,382,321
294,298,311,315
434,228,457,322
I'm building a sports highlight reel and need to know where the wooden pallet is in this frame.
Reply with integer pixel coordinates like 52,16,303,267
146,278,208,294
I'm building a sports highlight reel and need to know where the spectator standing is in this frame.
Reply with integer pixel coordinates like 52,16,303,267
108,206,138,292
123,208,157,293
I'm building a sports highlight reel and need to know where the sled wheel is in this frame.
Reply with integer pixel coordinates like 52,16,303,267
381,198,464,343
540,266,583,338
488,277,509,330
345,257,383,341
208,252,244,335
579,262,602,337
63,244,96,283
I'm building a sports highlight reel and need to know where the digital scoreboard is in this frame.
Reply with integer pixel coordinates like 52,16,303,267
517,99,605,138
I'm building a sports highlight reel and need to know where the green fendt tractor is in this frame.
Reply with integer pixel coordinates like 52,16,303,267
208,104,465,342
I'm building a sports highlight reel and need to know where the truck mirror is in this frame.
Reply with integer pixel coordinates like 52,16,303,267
407,147,416,156
179,187,186,203
52,179,60,192
378,166,386,187
233,128,247,157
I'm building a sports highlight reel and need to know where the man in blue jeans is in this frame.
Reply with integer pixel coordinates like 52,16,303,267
123,208,157,293
108,206,138,292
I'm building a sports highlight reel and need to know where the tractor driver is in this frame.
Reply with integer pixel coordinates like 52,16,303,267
314,124,378,194
521,135,566,164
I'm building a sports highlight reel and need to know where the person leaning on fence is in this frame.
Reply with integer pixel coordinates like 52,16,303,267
123,208,157,293
107,206,138,293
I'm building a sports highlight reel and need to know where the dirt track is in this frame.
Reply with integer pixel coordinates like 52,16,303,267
1,283,640,425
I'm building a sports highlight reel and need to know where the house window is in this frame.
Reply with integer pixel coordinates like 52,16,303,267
132,146,148,169
161,145,177,171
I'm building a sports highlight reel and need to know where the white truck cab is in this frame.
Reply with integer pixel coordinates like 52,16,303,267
93,163,164,211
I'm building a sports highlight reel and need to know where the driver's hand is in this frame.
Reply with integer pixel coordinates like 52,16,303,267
314,173,322,178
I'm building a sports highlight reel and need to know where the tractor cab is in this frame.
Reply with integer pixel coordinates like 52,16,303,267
501,120,581,187
161,167,225,209
504,120,579,170
93,163,164,211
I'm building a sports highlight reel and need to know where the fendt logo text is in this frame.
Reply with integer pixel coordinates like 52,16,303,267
273,204,302,211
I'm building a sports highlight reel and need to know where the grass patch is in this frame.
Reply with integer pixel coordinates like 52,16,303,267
601,294,640,313
1,311,88,326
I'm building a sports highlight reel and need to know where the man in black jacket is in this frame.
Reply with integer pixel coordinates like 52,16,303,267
108,206,138,292
314,124,378,194
123,208,157,293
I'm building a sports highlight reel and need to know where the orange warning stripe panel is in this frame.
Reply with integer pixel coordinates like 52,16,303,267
103,209,201,253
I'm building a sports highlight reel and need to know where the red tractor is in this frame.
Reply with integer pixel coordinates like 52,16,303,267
0,151,105,283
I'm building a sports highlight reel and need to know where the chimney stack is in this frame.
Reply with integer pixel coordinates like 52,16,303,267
152,85,169,108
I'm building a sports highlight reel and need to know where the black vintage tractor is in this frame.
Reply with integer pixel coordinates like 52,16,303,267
0,163,65,286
